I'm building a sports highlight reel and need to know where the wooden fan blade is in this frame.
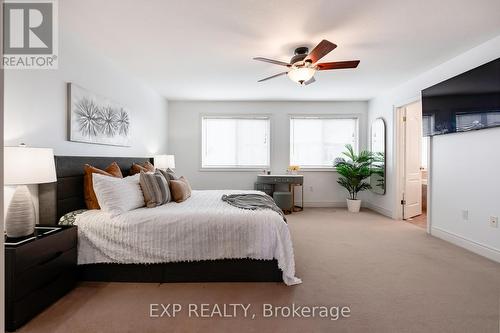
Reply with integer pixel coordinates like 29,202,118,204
304,77,316,85
316,60,360,70
253,57,291,67
258,72,288,82
304,40,337,64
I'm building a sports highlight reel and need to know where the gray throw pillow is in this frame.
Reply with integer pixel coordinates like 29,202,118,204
158,168,178,182
139,170,171,208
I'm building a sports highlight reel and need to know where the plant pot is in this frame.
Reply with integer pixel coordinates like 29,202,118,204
346,199,361,213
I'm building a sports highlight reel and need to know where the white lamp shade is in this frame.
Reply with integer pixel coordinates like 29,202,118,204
154,155,175,169
4,147,56,185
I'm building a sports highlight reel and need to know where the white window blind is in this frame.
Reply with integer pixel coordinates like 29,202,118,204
290,117,358,168
202,116,270,168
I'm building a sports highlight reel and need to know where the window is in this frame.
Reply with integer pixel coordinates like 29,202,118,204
202,116,270,169
290,116,358,168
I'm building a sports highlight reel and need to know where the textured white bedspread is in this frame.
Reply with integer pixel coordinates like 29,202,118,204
75,190,301,285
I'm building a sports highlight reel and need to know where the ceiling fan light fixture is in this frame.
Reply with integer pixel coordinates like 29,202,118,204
287,67,316,85
254,39,359,85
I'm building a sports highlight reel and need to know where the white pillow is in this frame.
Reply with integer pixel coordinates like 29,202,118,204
92,173,145,217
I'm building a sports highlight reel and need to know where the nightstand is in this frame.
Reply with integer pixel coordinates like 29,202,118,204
5,225,77,332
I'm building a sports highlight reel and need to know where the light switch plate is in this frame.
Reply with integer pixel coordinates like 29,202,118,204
489,216,498,228
461,210,469,222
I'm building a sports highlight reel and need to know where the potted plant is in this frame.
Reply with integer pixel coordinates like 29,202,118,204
334,144,374,213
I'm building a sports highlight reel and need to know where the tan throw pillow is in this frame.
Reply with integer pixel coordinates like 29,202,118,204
130,161,155,175
139,170,171,208
169,176,192,203
83,162,123,209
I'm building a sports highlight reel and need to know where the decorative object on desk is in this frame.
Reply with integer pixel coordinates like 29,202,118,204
4,145,57,237
154,154,175,171
68,83,131,147
334,144,374,213
287,165,300,175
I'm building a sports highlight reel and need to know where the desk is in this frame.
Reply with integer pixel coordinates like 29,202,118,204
255,174,304,211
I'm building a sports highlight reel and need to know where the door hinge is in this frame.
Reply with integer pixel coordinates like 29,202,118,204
402,116,407,122
401,199,406,205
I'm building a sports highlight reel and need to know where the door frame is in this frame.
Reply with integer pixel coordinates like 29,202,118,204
394,99,432,234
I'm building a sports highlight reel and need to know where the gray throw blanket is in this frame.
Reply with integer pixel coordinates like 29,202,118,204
221,193,287,222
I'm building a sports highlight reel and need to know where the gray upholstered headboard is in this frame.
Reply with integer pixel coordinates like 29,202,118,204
39,156,153,225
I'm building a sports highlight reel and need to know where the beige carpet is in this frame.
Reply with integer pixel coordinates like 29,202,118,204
18,209,500,333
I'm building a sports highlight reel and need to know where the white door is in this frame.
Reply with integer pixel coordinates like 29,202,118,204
403,101,422,219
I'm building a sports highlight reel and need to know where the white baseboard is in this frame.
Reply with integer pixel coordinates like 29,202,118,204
301,201,395,216
302,201,346,208
362,201,393,218
431,227,500,263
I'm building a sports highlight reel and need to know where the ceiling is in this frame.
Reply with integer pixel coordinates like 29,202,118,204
61,0,500,101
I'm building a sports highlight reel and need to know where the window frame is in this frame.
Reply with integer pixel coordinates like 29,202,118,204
200,114,272,171
289,115,359,170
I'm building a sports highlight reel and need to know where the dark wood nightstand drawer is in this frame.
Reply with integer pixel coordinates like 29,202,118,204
14,227,76,274
9,268,76,331
13,247,77,301
5,225,77,332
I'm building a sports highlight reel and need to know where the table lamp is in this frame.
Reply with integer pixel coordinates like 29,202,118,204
154,155,175,171
4,146,56,238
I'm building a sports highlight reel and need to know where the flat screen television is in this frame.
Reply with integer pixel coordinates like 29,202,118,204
421,57,500,136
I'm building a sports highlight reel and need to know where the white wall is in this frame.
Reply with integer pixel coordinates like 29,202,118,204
430,128,500,261
366,34,500,260
168,101,368,207
4,29,169,157
4,28,169,224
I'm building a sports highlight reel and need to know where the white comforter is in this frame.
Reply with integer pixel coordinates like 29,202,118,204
74,190,301,285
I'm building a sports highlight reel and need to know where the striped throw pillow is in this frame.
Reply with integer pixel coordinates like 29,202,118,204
139,170,171,208
158,168,178,182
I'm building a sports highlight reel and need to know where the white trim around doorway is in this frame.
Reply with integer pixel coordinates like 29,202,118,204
393,99,432,234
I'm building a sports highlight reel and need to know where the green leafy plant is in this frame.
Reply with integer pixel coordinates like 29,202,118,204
371,152,385,191
334,144,374,200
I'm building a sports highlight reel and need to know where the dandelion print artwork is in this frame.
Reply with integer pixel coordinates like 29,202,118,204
68,83,131,146
117,108,130,136
75,97,102,138
100,106,119,137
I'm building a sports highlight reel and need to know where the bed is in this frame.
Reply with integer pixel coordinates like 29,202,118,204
39,156,301,285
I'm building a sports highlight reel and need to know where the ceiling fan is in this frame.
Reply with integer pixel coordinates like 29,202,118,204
253,39,360,85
